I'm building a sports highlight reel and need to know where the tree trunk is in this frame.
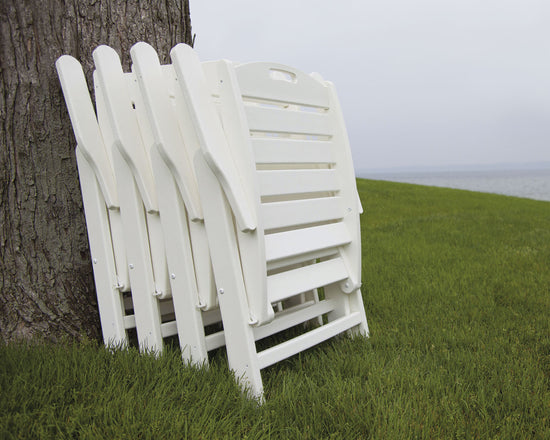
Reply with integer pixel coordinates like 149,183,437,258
0,0,192,342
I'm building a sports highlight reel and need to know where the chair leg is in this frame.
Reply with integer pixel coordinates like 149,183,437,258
114,149,164,353
77,150,128,346
218,288,264,400
195,155,264,400
150,147,210,363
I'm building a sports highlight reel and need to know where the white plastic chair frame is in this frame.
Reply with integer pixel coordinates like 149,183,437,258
170,44,369,399
128,42,319,363
56,56,134,346
92,46,225,359
57,51,216,355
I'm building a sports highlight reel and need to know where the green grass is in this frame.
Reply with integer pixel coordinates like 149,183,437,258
2,179,550,439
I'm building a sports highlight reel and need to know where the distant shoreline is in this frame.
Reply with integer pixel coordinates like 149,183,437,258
357,161,550,177
357,167,550,202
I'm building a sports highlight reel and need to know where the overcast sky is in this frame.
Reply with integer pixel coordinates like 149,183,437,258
189,0,550,172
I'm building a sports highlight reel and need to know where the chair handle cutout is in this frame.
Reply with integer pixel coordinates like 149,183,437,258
269,68,297,83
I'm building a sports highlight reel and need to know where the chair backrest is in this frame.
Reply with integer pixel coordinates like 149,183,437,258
56,55,132,344
171,44,363,327
129,42,217,310
92,45,172,300
232,60,363,292
56,55,130,293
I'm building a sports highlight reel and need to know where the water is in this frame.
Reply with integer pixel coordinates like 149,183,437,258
360,168,550,202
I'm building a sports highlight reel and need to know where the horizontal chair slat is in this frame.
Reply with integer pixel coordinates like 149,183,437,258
236,62,330,108
123,315,136,330
161,320,178,338
267,258,349,303
257,312,363,369
253,299,336,341
265,223,351,263
252,138,334,164
261,196,345,230
205,331,226,351
245,105,333,136
258,169,339,197
266,247,340,272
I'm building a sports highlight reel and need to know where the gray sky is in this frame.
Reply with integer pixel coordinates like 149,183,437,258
189,0,550,171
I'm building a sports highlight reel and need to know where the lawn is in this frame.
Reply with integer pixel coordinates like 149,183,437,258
2,179,549,439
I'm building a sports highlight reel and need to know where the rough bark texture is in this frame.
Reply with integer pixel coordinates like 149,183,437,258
0,0,192,342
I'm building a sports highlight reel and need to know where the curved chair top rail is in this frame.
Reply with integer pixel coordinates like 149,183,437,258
55,55,119,210
130,42,203,221
170,43,257,232
92,45,158,214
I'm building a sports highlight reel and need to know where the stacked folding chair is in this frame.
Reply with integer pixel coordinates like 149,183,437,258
57,42,369,400
56,52,224,358
56,56,135,347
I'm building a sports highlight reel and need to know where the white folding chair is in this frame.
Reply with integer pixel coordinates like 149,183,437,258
91,45,224,358
170,44,369,399
56,56,134,346
130,42,329,368
58,51,192,353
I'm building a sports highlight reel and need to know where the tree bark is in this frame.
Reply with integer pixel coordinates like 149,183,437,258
0,0,192,342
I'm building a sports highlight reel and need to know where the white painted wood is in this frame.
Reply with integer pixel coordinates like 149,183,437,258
132,43,315,370
193,154,264,400
148,146,210,360
130,49,202,221
160,321,178,338
324,80,365,297
57,57,129,292
261,197,345,230
93,46,168,353
110,143,164,352
56,56,132,347
93,45,158,214
187,221,218,310
266,247,340,272
123,314,136,330
267,258,348,303
169,44,369,400
257,313,362,369
252,138,334,164
213,59,273,328
205,331,226,351
55,56,118,210
252,299,335,341
107,209,130,291
130,42,220,363
75,149,129,345
93,74,130,293
124,72,172,300
257,169,339,197
265,223,351,263
131,43,217,311
143,211,171,299
170,44,257,233
245,105,332,137
235,62,330,108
